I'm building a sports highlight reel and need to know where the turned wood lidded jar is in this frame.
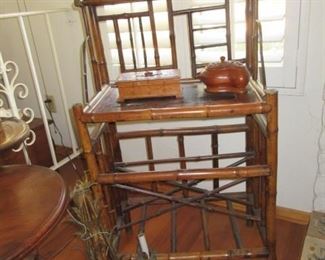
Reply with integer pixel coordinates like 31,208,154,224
198,56,250,94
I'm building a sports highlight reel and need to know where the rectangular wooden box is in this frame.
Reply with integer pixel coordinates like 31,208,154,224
116,69,181,102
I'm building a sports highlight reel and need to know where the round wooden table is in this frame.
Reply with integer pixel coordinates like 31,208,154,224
0,165,69,259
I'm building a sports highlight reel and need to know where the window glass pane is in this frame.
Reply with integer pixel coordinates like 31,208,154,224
234,22,245,43
263,41,284,64
232,0,286,63
258,0,286,64
154,12,169,30
259,0,285,20
194,28,227,46
118,20,130,50
172,0,225,11
157,31,172,48
153,0,168,13
159,48,172,65
233,0,246,59
191,0,225,7
192,10,225,27
102,2,148,15
196,46,227,64
261,20,285,42
102,3,131,15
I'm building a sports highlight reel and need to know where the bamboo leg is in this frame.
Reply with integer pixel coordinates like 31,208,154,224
226,201,243,249
177,135,188,197
246,115,256,226
145,136,157,191
73,104,111,229
265,90,278,260
258,126,267,229
212,133,219,188
171,202,177,252
107,123,132,231
201,199,210,250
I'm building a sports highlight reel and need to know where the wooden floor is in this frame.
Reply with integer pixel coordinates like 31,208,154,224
38,158,308,260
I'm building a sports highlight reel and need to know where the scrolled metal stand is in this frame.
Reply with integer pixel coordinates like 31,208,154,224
0,52,36,163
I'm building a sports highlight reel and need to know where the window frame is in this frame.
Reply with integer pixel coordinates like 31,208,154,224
265,0,311,95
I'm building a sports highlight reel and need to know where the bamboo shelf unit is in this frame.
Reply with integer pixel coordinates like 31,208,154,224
73,0,278,259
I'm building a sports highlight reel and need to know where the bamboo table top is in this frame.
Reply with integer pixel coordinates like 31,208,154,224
82,83,270,123
0,165,68,259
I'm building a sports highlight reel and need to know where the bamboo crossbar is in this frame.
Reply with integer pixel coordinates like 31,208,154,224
192,25,227,32
121,157,251,213
76,0,145,6
121,247,269,259
125,191,250,212
114,151,255,168
96,11,149,21
173,4,226,16
81,91,272,123
86,103,271,123
164,180,253,206
97,165,270,184
113,179,261,231
122,65,175,73
117,124,248,139
194,42,228,50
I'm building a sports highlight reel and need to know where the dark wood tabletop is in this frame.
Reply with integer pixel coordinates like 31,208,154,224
82,83,270,123
0,165,69,259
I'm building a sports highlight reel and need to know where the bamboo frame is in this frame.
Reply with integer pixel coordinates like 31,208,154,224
120,157,253,214
80,6,109,91
73,0,278,259
93,0,178,72
97,165,269,184
121,247,269,259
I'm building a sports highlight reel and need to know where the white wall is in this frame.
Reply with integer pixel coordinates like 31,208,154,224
0,0,324,212
276,0,325,211
0,0,91,146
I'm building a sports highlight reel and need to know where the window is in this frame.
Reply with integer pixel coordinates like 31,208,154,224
264,0,310,94
257,0,310,94
97,0,309,93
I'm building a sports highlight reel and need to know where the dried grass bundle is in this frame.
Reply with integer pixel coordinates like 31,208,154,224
69,177,119,260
